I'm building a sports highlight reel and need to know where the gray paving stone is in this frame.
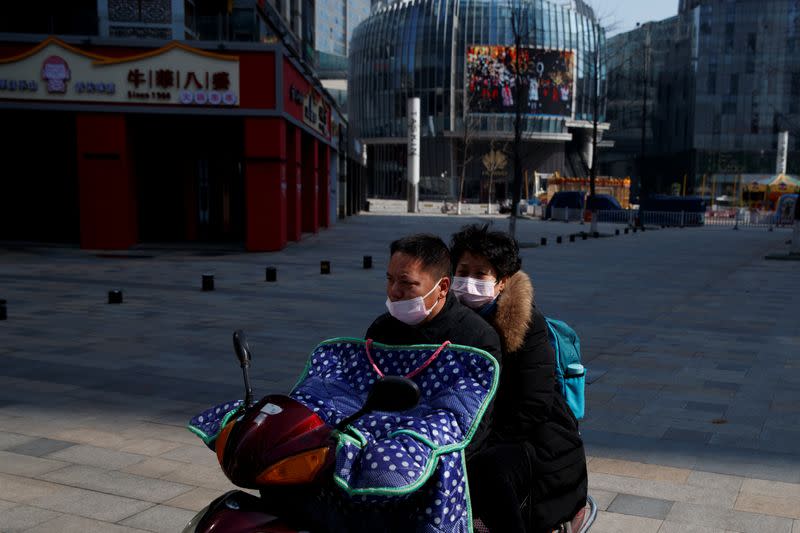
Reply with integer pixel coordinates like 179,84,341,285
608,494,674,520
40,464,194,503
7,438,76,457
666,502,794,533
0,450,68,477
45,444,146,470
27,485,154,522
0,504,60,532
684,401,728,413
0,499,15,512
656,521,732,533
0,432,36,451
120,504,198,532
0,216,798,530
661,428,713,444
586,488,617,511
22,514,151,533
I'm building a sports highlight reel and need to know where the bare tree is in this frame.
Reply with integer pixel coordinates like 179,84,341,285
457,91,481,215
508,0,530,238
793,192,800,255
583,3,618,234
482,139,510,214
507,0,614,236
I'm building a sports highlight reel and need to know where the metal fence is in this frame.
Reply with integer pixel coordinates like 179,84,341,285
703,210,782,228
553,209,790,228
548,207,585,222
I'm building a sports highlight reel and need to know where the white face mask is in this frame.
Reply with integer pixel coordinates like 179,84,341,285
385,278,443,325
451,276,497,309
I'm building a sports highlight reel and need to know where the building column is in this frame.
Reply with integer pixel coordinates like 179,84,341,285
76,113,137,249
286,126,302,241
319,143,331,228
301,135,319,233
244,117,287,251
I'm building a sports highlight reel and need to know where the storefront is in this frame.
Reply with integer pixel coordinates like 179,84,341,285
0,36,346,251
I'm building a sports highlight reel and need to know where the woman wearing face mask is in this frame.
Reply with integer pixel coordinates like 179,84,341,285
450,224,589,533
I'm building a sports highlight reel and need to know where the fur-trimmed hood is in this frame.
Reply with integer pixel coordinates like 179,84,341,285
491,270,534,353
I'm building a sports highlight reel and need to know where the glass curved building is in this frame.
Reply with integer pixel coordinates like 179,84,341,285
349,0,607,200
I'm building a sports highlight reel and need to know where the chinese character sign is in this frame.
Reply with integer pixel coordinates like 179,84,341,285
0,38,239,107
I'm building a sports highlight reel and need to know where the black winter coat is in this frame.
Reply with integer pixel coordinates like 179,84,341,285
365,292,503,454
485,271,588,532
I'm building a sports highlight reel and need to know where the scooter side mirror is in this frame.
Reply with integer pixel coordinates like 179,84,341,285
233,330,252,368
364,376,421,413
232,330,254,407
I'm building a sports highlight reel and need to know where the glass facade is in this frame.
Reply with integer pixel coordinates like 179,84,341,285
349,0,607,199
315,0,372,58
605,0,800,197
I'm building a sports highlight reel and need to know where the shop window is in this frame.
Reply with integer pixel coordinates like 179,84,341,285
724,22,735,51
729,74,738,96
722,99,737,115
747,32,756,53
707,72,716,95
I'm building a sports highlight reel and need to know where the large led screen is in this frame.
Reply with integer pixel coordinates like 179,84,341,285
466,46,575,117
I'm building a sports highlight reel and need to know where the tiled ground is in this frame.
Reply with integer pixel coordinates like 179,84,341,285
0,214,798,532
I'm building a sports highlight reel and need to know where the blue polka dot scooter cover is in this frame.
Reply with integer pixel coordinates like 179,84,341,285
188,337,500,532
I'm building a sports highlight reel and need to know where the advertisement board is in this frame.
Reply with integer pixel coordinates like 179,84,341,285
466,45,575,117
0,37,239,107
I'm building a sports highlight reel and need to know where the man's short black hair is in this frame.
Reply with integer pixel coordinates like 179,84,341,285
390,234,451,279
450,224,521,279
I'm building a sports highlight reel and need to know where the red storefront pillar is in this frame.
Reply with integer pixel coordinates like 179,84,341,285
76,113,137,250
244,117,287,251
301,135,319,233
286,126,302,241
318,143,331,229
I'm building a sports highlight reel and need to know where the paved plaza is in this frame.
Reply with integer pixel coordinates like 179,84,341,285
0,214,798,533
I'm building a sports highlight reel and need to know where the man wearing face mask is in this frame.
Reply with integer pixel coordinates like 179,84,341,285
365,233,502,454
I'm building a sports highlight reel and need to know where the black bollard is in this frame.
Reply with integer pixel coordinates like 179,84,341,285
202,274,215,291
363,255,373,269
321,261,331,275
593,232,599,239
624,228,629,234
265,267,277,282
615,229,620,236
540,237,547,246
557,236,563,244
569,234,575,242
108,290,123,304
641,227,646,232
582,233,587,240
633,227,638,233
0,299,6,320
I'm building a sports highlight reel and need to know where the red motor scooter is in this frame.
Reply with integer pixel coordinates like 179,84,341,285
182,331,423,532
182,332,597,533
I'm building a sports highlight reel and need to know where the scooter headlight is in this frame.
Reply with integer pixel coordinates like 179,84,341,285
256,447,330,484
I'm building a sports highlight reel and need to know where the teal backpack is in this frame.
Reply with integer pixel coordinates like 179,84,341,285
545,318,585,420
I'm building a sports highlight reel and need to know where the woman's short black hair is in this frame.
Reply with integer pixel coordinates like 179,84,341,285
390,233,452,279
450,224,521,279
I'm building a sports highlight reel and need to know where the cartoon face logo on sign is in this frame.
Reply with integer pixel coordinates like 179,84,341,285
41,55,70,94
